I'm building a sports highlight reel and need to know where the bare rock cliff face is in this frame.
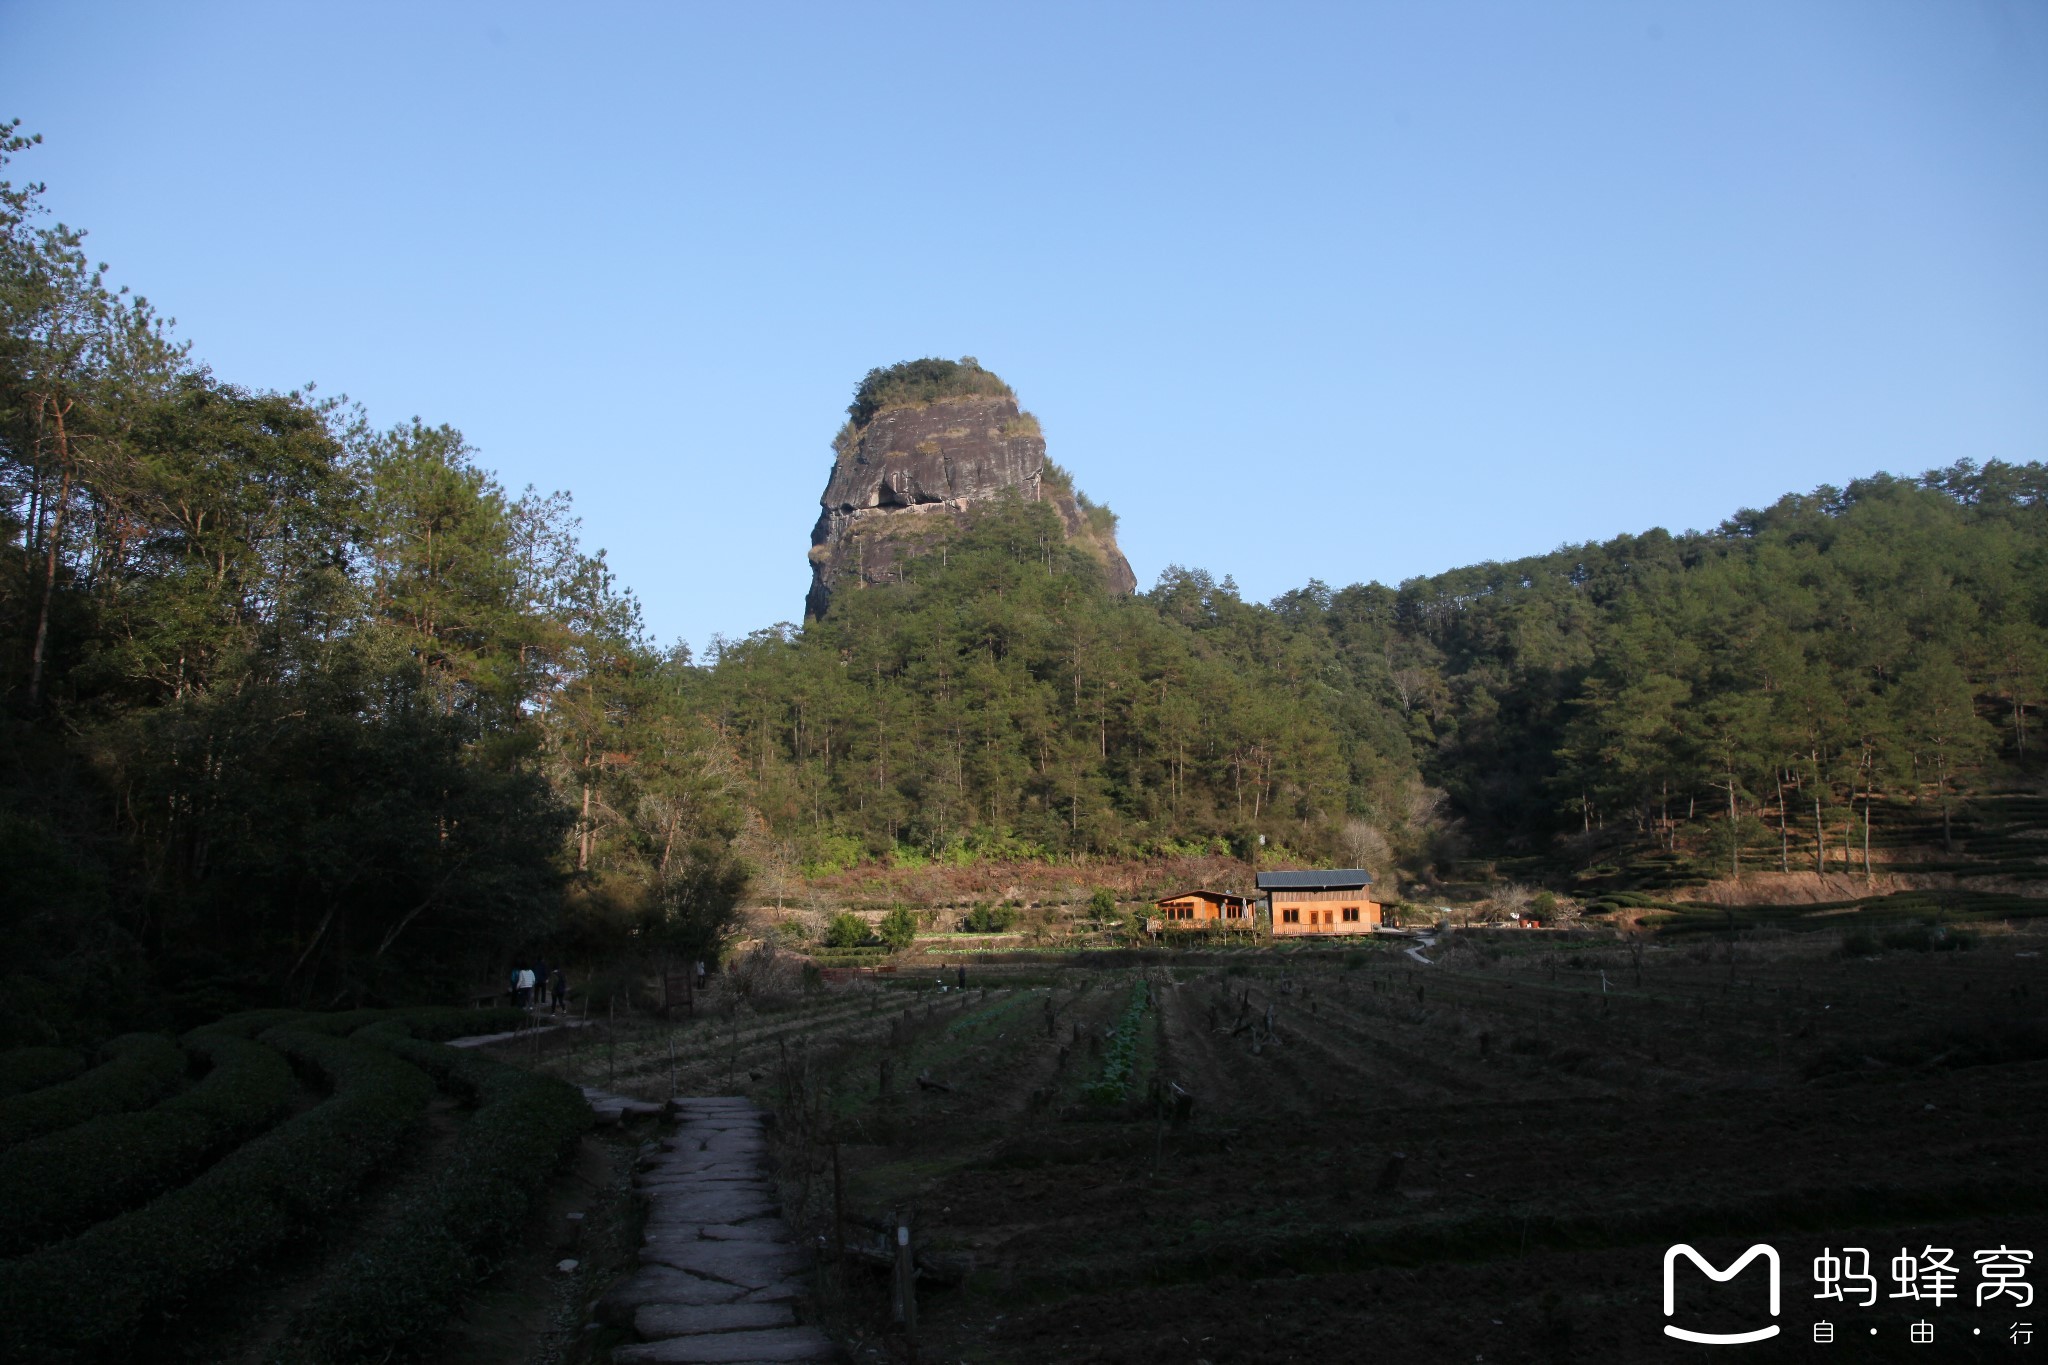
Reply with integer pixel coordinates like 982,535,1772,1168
805,393,1137,618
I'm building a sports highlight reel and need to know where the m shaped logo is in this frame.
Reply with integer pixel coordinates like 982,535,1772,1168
1663,1243,1781,1344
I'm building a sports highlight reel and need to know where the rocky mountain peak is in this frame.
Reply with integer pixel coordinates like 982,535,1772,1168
805,359,1137,618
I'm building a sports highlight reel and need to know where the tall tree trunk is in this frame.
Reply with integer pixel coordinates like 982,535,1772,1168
1813,794,1824,874
26,398,76,710
578,733,594,872
1937,751,1952,853
1777,774,1789,874
1862,782,1873,884
1726,776,1739,878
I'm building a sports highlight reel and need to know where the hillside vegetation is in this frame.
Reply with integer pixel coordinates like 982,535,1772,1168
696,461,2048,888
0,128,743,1040
4,123,2045,1042
843,355,1015,427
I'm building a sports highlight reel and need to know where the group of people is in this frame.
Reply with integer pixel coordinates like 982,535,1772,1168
509,962,569,1012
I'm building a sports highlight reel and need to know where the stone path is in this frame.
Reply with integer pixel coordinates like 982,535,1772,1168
599,1097,836,1364
580,1085,667,1126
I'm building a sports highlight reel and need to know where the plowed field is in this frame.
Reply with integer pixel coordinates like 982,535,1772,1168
655,930,2048,1363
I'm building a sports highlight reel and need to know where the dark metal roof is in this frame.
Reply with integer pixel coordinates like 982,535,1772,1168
1256,869,1375,891
1155,889,1253,903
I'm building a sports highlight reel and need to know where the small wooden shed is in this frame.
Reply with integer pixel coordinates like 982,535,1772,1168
1153,889,1256,928
1256,870,1380,937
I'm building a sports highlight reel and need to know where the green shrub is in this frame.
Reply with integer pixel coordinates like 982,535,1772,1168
0,1028,434,1364
192,1008,309,1038
0,1046,84,1098
962,902,1021,933
825,912,871,948
0,1033,186,1149
268,1029,590,1363
846,356,1013,426
879,905,920,950
1879,923,1977,953
0,1032,294,1256
1089,888,1117,918
1531,891,1558,917
285,1008,399,1037
801,832,866,877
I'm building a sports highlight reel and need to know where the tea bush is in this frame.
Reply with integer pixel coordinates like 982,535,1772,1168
193,1008,312,1038
0,1028,434,1363
0,1046,84,1098
0,1033,186,1148
0,1031,294,1256
269,1026,591,1363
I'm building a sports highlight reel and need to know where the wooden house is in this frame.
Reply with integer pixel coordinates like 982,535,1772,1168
1257,870,1380,937
1153,889,1256,929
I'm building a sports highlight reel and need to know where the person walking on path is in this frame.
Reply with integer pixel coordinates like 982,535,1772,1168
516,966,535,1009
551,967,569,1014
534,959,551,1007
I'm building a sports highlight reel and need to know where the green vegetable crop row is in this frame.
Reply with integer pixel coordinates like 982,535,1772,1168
1086,981,1149,1104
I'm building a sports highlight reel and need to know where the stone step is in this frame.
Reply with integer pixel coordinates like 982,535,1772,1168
612,1324,838,1363
633,1301,795,1339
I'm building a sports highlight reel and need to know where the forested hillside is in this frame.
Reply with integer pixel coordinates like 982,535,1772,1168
691,461,2048,880
5,123,2044,1041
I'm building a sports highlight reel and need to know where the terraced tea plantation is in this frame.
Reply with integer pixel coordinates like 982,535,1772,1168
554,923,2048,1363
0,1007,590,1365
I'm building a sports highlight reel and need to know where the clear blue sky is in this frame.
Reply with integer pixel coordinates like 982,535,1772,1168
4,2,2044,652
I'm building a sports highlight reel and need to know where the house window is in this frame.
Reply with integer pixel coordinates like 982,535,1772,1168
1343,906,1360,923
1283,908,1299,924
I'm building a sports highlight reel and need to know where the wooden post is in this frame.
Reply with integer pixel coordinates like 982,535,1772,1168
892,1210,917,1337
831,1142,847,1289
